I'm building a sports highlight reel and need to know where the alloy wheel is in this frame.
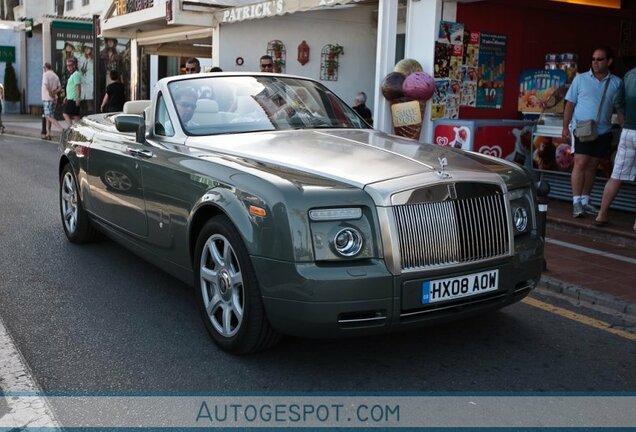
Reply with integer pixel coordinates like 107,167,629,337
199,233,244,337
61,172,78,234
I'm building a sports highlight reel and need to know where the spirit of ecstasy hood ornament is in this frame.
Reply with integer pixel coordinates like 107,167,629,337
437,157,451,179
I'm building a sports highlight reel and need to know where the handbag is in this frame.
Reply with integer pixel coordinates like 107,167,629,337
575,119,597,142
575,78,610,142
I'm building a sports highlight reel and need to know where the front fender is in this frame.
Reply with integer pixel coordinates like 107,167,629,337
188,183,296,264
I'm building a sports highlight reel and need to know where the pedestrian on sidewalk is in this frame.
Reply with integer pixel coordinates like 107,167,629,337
595,65,636,230
259,55,274,72
562,46,622,218
41,63,63,140
62,57,82,126
184,58,201,74
100,70,126,113
0,83,5,134
352,91,373,126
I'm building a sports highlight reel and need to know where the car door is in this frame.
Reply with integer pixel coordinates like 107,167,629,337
86,124,149,237
133,92,208,263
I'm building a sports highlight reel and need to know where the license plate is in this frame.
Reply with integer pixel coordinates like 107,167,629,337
422,270,499,304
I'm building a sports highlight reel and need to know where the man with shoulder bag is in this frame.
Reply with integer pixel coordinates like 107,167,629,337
562,46,622,218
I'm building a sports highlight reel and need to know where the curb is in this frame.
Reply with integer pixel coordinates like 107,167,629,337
2,127,62,142
540,274,636,317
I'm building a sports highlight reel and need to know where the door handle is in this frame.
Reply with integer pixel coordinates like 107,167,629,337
127,147,153,158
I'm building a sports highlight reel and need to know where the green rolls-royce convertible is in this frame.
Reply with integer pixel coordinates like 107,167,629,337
58,73,544,354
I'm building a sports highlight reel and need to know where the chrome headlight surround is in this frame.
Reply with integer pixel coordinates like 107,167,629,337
308,207,376,261
508,188,534,236
333,227,364,257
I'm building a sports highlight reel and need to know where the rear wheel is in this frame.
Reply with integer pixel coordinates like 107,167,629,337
60,164,98,243
194,216,280,354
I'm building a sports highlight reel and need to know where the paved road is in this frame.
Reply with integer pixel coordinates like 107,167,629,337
0,134,634,395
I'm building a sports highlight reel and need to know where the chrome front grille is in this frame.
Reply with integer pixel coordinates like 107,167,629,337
393,193,510,271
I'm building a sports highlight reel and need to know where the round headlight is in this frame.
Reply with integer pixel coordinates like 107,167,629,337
333,228,363,257
513,206,528,233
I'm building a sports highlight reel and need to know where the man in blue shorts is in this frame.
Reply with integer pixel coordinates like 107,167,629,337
562,47,622,218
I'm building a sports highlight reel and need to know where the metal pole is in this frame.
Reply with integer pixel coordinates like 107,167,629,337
536,175,550,272
41,116,47,138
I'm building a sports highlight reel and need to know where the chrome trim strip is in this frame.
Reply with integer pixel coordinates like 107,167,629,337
400,293,507,318
376,206,401,275
338,316,387,324
392,191,510,272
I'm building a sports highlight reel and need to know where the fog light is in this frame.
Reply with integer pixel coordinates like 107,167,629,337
333,228,363,257
514,206,528,233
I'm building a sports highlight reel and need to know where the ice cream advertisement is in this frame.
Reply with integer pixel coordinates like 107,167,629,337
476,33,507,109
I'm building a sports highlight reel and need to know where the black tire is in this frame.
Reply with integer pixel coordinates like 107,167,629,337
194,215,280,354
60,164,98,243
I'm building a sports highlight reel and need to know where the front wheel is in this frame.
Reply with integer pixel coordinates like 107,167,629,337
194,216,280,354
60,164,98,243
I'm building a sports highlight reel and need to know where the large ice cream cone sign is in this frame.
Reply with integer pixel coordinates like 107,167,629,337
381,58,435,140
390,100,425,140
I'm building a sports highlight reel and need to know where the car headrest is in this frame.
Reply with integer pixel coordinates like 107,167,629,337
195,99,219,114
123,100,151,115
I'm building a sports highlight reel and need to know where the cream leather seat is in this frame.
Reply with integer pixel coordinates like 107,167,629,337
123,100,151,115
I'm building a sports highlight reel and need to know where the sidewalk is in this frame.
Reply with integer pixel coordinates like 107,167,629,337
2,113,61,140
542,199,636,315
2,113,634,316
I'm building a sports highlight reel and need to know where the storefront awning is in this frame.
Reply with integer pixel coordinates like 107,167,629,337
211,0,365,25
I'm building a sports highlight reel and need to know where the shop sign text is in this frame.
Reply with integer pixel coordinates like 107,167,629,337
221,0,284,23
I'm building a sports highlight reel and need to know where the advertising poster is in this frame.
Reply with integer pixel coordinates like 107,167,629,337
438,21,464,45
431,79,449,120
476,33,507,108
97,36,132,110
518,69,567,113
50,20,131,117
460,31,479,107
432,21,465,120
51,21,94,117
434,42,452,79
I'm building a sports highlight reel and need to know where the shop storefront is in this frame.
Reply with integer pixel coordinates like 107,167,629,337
447,0,636,210
96,0,636,209
100,0,214,100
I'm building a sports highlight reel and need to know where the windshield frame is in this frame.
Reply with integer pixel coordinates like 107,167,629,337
166,75,370,136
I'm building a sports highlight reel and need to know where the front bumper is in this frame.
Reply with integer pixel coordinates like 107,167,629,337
253,237,543,338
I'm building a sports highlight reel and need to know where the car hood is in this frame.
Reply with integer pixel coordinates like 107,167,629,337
187,129,526,197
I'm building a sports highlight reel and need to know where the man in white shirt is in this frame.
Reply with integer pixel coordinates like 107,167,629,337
41,63,64,139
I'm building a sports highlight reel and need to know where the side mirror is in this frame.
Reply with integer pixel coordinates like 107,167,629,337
115,115,146,143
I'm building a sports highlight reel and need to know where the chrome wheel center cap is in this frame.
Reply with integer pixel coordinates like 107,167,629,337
218,269,231,296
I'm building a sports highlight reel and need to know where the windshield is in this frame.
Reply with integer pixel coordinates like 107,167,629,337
167,75,369,136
